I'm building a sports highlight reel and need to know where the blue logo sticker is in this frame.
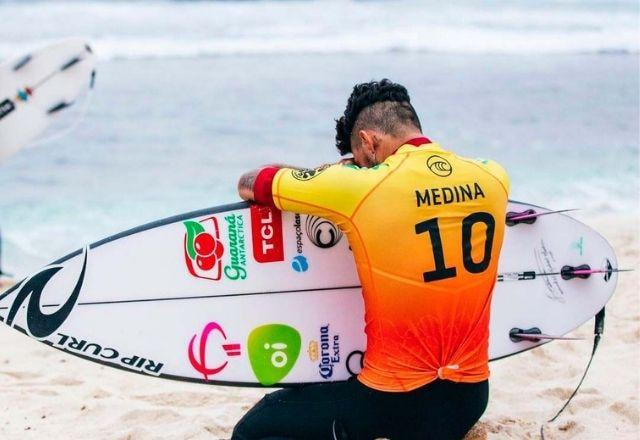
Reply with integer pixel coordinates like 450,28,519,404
291,255,309,272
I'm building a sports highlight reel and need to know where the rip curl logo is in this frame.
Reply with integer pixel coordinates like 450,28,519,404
426,155,452,177
188,321,241,381
0,249,87,339
305,216,343,249
291,165,329,181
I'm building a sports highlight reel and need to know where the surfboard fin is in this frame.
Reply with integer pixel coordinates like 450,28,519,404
89,70,97,89
506,208,577,226
47,101,74,114
12,54,32,71
509,327,584,343
60,56,82,72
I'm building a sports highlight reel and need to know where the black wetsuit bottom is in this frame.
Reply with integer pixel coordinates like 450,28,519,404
232,378,488,440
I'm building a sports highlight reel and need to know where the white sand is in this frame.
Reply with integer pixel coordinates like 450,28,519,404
0,216,637,440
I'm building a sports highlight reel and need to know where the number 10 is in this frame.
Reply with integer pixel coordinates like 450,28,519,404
415,212,496,282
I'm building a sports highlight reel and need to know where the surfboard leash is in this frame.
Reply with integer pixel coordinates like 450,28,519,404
539,307,605,439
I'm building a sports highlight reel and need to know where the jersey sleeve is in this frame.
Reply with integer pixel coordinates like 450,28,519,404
270,163,392,219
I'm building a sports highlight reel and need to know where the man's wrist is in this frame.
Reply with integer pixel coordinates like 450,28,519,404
254,166,280,206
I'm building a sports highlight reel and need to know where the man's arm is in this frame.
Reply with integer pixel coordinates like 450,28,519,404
238,162,337,202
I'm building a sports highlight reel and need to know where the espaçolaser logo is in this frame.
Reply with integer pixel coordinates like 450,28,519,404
248,324,301,386
183,217,225,280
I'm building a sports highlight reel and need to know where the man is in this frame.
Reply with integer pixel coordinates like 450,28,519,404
234,79,509,440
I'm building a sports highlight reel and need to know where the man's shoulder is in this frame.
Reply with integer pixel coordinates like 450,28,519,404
456,156,510,194
404,146,509,183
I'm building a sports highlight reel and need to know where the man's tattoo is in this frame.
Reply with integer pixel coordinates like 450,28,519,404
239,171,257,191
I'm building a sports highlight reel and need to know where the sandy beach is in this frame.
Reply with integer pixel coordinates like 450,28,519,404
0,214,636,440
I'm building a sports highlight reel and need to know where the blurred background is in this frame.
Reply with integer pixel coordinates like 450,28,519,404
0,0,638,278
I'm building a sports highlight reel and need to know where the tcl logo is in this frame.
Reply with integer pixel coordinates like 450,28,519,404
250,205,284,263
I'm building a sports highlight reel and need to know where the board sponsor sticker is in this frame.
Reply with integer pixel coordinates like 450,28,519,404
346,350,364,376
317,324,340,379
55,332,164,375
250,205,284,263
223,213,248,280
183,217,224,281
290,214,309,272
188,321,241,381
305,216,343,249
0,248,87,339
248,324,301,386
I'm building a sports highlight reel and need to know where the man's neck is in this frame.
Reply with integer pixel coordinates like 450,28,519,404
388,131,426,154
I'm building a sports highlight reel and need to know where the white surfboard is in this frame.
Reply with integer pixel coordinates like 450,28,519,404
0,201,619,387
0,38,96,162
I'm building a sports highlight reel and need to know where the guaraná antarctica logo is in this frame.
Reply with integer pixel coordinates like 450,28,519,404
223,213,248,280
188,321,241,381
247,324,301,386
183,217,225,280
183,214,248,281
305,216,343,249
426,155,452,177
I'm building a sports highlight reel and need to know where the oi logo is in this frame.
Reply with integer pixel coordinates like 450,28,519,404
248,324,301,386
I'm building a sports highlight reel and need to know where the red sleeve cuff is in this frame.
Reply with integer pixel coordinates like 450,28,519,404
254,166,280,207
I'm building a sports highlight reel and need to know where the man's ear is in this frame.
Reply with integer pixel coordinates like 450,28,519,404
358,130,375,156
357,130,380,166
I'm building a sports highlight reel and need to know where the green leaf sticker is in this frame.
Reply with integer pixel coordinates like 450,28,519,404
248,324,301,386
184,220,205,260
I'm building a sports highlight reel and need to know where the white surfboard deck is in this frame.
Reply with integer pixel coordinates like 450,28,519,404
0,38,96,162
0,201,618,387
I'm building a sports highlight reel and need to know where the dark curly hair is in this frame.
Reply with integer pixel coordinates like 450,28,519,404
335,79,421,155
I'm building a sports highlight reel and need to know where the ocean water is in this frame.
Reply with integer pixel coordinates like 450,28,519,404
0,0,638,277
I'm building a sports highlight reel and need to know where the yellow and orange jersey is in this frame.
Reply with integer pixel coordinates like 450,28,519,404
255,137,509,392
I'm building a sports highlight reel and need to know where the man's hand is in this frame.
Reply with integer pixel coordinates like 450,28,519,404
339,157,356,166
238,169,259,201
